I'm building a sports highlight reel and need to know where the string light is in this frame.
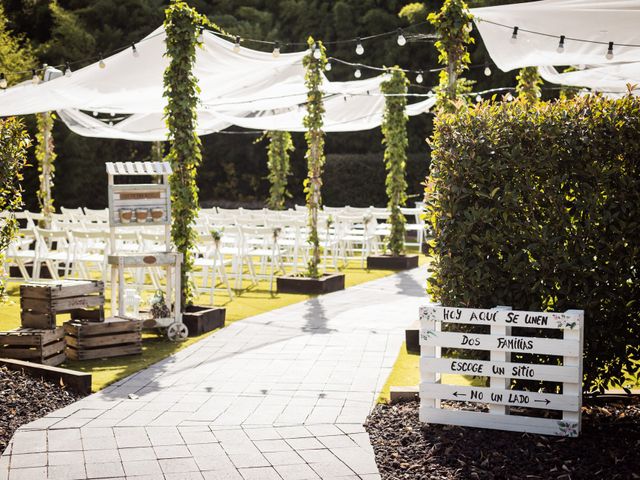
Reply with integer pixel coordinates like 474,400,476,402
92,111,98,116
32,69,39,84
510,26,519,43
131,43,139,57
484,66,492,76
557,35,565,53
415,71,424,84
397,28,407,47
98,55,106,69
197,26,204,43
272,41,280,58
355,38,364,55
606,41,614,59
313,44,322,59
0,73,6,89
64,62,72,77
475,95,482,102
233,36,241,53
325,61,332,71
354,68,362,78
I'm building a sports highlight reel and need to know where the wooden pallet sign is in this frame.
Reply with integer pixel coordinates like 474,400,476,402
419,305,584,437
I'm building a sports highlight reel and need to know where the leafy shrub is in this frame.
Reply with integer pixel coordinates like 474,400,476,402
426,95,640,392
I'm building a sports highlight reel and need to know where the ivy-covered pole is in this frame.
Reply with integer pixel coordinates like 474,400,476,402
516,66,542,103
163,1,207,305
381,67,409,256
35,112,56,228
0,118,29,299
302,37,327,278
265,130,294,210
428,0,474,113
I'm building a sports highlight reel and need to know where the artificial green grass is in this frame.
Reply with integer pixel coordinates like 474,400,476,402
1,256,428,392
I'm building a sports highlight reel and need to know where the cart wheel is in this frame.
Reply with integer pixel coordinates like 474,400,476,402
166,322,188,342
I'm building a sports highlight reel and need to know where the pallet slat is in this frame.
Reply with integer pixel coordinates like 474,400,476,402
65,343,141,361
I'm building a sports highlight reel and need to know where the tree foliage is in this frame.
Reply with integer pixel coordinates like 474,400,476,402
428,0,474,113
0,4,36,85
265,131,294,211
163,1,208,305
0,118,30,299
426,95,640,392
381,67,409,256
302,37,327,278
516,66,542,103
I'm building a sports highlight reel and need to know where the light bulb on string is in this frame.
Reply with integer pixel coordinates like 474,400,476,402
325,61,332,71
64,62,72,77
475,95,482,103
233,36,241,53
484,66,492,76
397,28,406,47
92,111,98,117
415,71,424,84
510,26,519,43
272,41,280,58
108,121,113,127
313,44,322,60
355,38,364,55
32,69,39,84
0,73,7,89
99,55,106,69
557,35,565,53
110,112,115,117
131,43,139,58
606,41,614,60
505,92,514,102
197,27,204,43
354,68,362,78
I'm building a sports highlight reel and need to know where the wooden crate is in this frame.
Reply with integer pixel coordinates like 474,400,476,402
21,279,105,329
0,327,66,366
64,317,142,361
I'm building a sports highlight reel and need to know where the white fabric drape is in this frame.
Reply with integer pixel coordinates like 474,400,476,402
471,0,640,72
0,27,434,140
538,64,640,94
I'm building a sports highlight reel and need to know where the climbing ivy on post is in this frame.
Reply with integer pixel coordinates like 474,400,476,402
516,66,542,103
0,118,29,299
381,67,409,256
265,130,294,210
163,1,207,305
302,37,327,278
35,112,56,228
428,0,474,113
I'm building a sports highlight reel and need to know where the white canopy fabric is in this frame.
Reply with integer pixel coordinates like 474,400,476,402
471,0,640,72
538,64,640,95
0,26,434,140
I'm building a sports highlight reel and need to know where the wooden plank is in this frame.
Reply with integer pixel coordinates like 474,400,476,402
40,340,66,358
419,407,579,437
420,305,582,330
562,309,584,433
419,383,579,411
0,332,42,346
0,358,88,392
65,343,141,361
21,295,104,314
20,280,103,299
64,318,141,337
419,330,578,356
20,311,55,329
107,252,181,267
0,327,64,346
420,357,580,383
65,332,140,349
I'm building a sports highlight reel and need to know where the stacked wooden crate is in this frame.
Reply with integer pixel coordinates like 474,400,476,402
65,317,142,360
0,327,65,366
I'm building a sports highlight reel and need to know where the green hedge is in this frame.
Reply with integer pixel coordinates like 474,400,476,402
427,95,640,392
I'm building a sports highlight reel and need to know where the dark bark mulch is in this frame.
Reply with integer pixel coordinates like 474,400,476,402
0,366,84,454
365,398,640,480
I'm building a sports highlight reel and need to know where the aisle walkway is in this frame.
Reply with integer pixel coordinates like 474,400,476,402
1,267,427,480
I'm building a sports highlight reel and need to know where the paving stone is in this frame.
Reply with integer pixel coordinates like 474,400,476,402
274,463,321,480
154,444,192,459
228,452,270,469
48,451,85,466
118,447,156,462
47,462,87,480
83,449,121,464
8,454,46,469
285,437,325,451
263,451,306,467
238,466,283,480
159,457,200,474
85,461,125,479
7,466,47,480
254,440,292,453
122,459,163,477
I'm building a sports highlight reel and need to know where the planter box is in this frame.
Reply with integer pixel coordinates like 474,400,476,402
277,273,345,295
367,254,419,270
182,305,226,337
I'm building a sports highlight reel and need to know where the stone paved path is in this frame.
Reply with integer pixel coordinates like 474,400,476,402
1,267,427,480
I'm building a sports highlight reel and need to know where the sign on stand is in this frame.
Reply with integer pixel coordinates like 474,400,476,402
419,305,583,437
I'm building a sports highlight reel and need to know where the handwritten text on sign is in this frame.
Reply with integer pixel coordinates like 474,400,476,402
419,305,584,437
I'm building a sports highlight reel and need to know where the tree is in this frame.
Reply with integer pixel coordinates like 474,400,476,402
163,1,208,305
0,4,36,85
265,131,294,210
428,0,474,113
516,66,542,103
302,37,327,278
381,67,409,256
0,118,30,299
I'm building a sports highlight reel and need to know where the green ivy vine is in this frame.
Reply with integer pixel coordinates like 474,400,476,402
0,118,29,299
516,66,542,103
35,112,56,227
302,37,327,278
428,0,474,113
381,67,409,256
163,1,208,305
265,130,294,210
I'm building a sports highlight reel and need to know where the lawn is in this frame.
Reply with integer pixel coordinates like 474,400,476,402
1,256,428,392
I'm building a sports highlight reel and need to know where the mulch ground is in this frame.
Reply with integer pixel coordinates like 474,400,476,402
365,397,640,479
0,366,84,454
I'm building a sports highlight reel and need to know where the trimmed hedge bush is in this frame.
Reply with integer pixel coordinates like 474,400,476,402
426,95,640,392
